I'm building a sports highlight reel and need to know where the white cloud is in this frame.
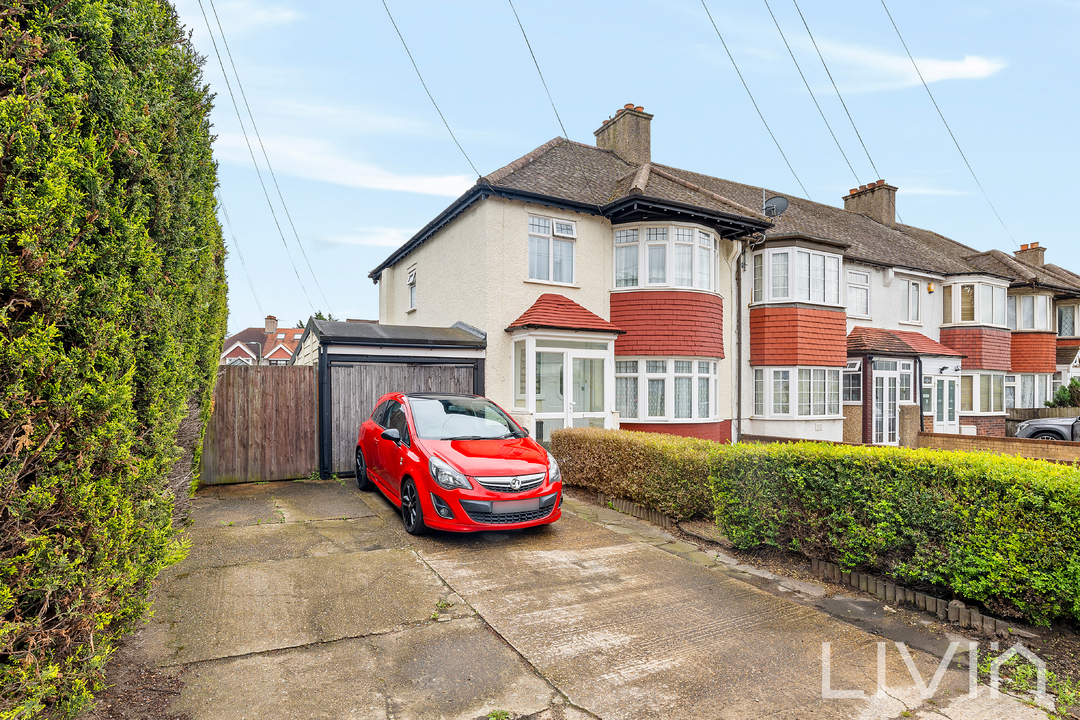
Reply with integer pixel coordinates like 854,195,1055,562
318,228,417,247
214,133,474,197
817,41,1007,92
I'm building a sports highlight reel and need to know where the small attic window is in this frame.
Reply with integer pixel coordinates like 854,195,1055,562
553,221,576,238
276,333,285,339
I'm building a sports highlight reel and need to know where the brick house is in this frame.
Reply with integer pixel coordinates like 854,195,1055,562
220,315,305,366
369,105,1080,444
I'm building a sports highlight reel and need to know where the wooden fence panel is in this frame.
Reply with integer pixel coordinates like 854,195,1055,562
200,365,318,485
329,363,474,473
1005,406,1080,436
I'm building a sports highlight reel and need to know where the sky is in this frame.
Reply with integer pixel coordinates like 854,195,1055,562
168,0,1080,336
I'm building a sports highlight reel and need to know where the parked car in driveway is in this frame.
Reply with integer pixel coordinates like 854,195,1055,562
355,392,562,534
1014,416,1080,441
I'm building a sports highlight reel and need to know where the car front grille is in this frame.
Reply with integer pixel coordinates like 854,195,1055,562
462,505,555,525
474,472,545,494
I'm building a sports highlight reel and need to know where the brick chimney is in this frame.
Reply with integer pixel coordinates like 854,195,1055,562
264,315,278,334
594,104,653,166
1014,242,1046,267
843,180,897,227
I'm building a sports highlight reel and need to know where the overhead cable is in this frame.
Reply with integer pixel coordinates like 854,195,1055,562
207,0,334,314
218,192,265,318
701,0,812,200
195,0,317,313
382,0,480,178
879,0,1016,246
761,0,860,186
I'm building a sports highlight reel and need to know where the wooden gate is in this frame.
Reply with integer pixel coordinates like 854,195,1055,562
200,365,318,485
329,362,474,474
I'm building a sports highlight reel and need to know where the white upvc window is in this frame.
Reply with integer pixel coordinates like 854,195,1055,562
751,248,843,307
945,282,1008,327
847,271,870,317
1013,373,1055,408
612,224,718,292
960,373,1005,413
755,366,841,418
902,279,921,323
616,357,719,422
1058,304,1078,337
528,215,575,284
899,361,913,402
406,268,417,310
1007,294,1053,331
842,360,862,403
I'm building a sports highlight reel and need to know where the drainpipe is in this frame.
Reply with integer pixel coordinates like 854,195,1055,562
735,244,743,443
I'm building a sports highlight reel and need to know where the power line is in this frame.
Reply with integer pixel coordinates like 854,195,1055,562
879,0,1016,246
382,0,480,178
218,193,265,318
761,0,860,186
791,0,883,182
195,0,317,313
207,0,333,314
701,0,812,200
505,0,597,204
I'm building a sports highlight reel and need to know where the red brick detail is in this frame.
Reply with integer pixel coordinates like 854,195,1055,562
748,306,847,367
1010,332,1057,373
1059,338,1080,348
620,420,731,444
958,415,1007,437
507,293,623,334
938,327,1011,371
611,291,724,358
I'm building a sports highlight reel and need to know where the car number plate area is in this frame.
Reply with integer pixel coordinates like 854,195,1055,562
492,498,540,514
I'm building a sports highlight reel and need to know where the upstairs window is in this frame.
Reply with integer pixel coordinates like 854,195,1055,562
528,215,575,284
752,248,842,306
902,279,921,323
612,224,718,292
847,271,869,317
944,282,1007,327
407,268,417,310
1007,294,1052,331
1060,305,1078,337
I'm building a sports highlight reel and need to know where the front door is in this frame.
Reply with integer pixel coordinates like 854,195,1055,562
933,378,958,434
533,350,609,442
873,374,899,445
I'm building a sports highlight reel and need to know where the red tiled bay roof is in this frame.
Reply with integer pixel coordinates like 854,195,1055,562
506,294,624,334
847,326,963,357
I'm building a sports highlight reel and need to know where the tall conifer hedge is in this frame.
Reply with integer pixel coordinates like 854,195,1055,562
0,0,227,715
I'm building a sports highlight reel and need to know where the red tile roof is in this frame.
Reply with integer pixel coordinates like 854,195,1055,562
847,326,963,357
221,324,305,363
506,294,624,334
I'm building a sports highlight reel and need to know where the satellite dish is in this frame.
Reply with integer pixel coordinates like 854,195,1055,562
763,196,789,218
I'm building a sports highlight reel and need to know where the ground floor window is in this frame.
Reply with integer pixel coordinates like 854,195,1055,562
616,357,718,422
753,366,841,419
1006,373,1056,408
959,373,1005,414
842,360,861,403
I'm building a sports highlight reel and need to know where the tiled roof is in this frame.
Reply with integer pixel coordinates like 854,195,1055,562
221,325,304,361
506,294,624,334
847,326,963,357
1058,345,1080,366
962,249,1080,291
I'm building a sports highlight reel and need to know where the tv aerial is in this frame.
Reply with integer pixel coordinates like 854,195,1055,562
763,196,789,218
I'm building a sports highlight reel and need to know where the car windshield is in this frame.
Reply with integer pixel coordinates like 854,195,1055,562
408,396,523,440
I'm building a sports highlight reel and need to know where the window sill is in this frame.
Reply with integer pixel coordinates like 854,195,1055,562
847,314,872,321
526,278,578,289
622,418,721,424
405,308,417,314
898,320,923,327
611,286,720,296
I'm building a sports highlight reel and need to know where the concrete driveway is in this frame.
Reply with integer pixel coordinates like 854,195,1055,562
114,479,1045,720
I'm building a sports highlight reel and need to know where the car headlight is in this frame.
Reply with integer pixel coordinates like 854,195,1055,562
1017,422,1029,430
546,450,561,484
429,456,472,490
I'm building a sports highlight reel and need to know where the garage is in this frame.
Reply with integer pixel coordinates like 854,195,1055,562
293,320,486,476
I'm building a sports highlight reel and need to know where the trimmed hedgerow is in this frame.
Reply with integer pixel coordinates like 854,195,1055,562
0,1,227,716
551,429,1080,626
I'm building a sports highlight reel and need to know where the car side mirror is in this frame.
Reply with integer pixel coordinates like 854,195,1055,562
521,427,529,437
381,428,402,443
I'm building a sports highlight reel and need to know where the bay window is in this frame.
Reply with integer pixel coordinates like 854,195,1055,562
613,224,718,292
943,282,1010,327
754,366,841,418
528,215,575,284
616,357,718,422
1007,294,1053,331
751,247,843,307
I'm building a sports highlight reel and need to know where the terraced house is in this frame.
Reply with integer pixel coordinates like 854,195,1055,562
368,105,1080,446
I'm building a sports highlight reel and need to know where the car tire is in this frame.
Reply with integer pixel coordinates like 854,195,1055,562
400,477,428,535
355,447,374,491
1031,432,1063,441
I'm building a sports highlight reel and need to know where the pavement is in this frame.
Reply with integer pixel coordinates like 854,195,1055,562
109,478,1049,720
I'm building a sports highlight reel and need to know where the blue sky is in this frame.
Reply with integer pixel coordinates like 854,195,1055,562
169,0,1080,335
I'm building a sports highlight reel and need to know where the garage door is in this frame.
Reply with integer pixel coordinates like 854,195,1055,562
329,362,474,473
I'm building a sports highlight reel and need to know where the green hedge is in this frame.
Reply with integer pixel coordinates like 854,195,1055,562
551,429,1080,626
0,1,227,716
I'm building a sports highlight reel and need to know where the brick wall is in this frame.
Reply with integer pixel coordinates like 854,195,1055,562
918,432,1080,462
958,415,1007,437
938,327,1010,370
1011,331,1058,373
621,420,731,443
748,306,847,367
611,291,723,357
1059,337,1080,348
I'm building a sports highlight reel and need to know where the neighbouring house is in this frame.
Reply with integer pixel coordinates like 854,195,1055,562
220,315,305,366
368,104,1080,445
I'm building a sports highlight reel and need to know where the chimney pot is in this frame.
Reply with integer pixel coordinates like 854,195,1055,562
1021,243,1029,250
849,188,858,195
876,179,885,186
1031,241,1039,248
635,106,644,111
859,185,867,191
624,103,635,109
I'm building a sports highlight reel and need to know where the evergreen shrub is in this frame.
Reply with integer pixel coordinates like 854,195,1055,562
0,0,227,715
551,429,1080,626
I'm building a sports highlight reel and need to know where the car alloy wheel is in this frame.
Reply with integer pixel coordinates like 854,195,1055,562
355,447,374,491
400,478,428,535
1032,432,1063,441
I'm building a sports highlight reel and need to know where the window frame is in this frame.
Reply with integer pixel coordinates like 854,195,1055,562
406,268,417,311
1058,304,1078,338
750,247,844,308
754,365,843,419
900,279,921,324
528,214,577,285
614,356,719,423
847,271,870,318
611,223,719,293
1007,293,1053,331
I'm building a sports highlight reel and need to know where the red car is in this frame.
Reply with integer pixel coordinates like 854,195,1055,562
354,392,562,534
